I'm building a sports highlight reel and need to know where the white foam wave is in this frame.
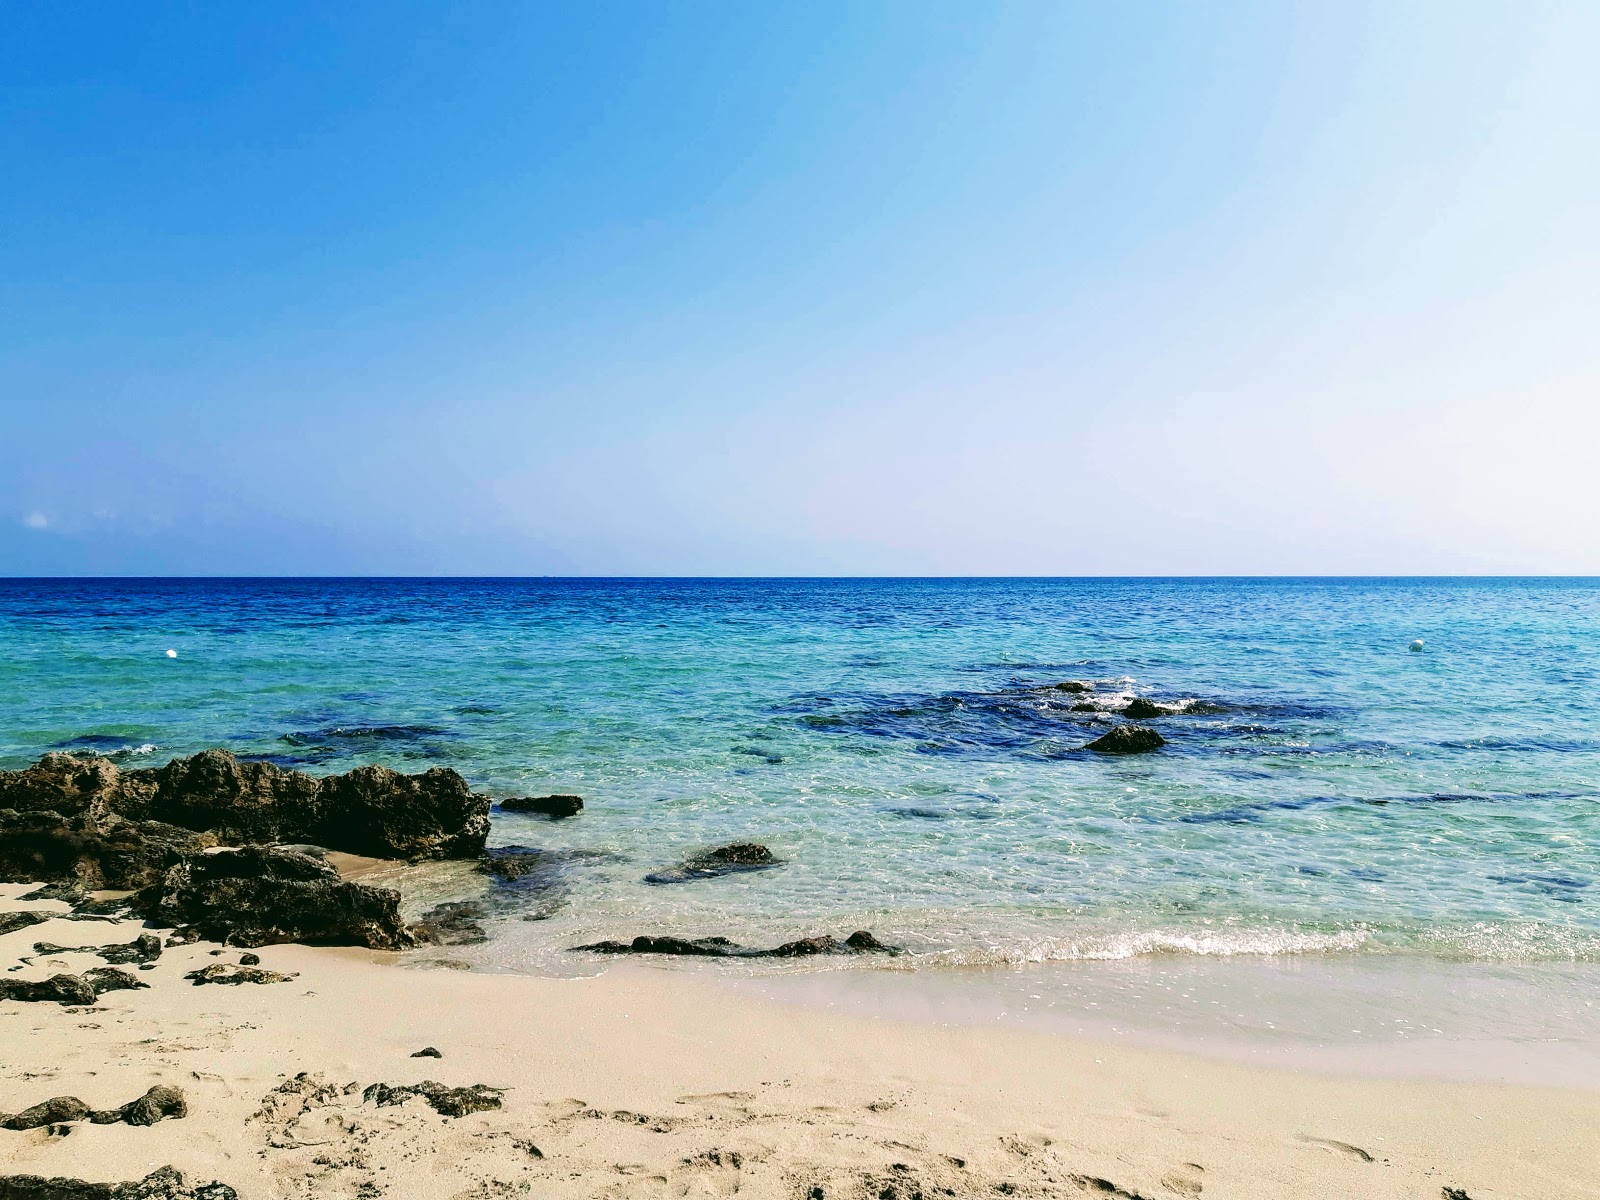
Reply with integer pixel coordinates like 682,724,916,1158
919,927,1370,966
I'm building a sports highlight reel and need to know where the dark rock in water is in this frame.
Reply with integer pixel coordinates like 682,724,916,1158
89,1086,186,1127
0,807,213,891
2,1096,92,1130
183,963,295,986
644,842,782,885
410,1047,442,1058
412,900,489,946
1121,699,1174,719
0,967,145,1006
238,952,260,966
362,1080,502,1118
0,912,49,938
0,1164,237,1199
0,751,489,883
477,846,559,882
31,934,161,966
1085,725,1166,755
1070,702,1099,712
497,794,583,819
1051,681,1094,693
136,846,413,950
574,930,900,958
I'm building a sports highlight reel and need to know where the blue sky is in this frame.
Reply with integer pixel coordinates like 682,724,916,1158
3,1,1597,575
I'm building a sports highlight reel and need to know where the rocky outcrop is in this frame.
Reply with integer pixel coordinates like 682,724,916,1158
0,1086,185,1131
0,808,213,891
1051,681,1095,693
31,934,161,965
1121,699,1174,719
183,963,297,986
0,912,49,938
362,1081,502,1118
0,751,489,885
644,843,783,885
0,1165,236,1200
574,930,897,958
0,967,147,1006
496,794,583,819
1085,725,1165,755
136,847,413,950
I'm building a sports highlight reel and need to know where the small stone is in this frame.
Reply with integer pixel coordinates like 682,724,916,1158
410,1047,442,1058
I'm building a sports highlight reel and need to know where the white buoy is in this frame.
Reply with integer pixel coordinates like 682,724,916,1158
1409,639,1424,652
165,649,178,658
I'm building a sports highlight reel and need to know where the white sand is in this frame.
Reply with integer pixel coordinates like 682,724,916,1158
2,890,1595,1199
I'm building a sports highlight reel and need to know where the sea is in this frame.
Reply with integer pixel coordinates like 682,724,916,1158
3,577,1597,1082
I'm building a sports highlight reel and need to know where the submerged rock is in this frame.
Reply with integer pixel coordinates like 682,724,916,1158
137,846,413,950
496,794,583,819
1051,681,1095,693
1085,725,1166,755
1120,699,1174,719
362,1080,502,1118
574,930,899,958
412,900,489,947
644,842,783,885
0,1164,237,1199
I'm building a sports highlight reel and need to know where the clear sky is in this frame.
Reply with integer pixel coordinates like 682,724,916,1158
3,1,1597,576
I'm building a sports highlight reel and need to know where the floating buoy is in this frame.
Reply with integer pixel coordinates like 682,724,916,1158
165,649,178,658
1409,639,1424,653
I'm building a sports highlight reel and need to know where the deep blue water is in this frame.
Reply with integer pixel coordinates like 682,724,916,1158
2,577,1597,970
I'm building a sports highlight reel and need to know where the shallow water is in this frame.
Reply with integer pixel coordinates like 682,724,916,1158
2,577,1597,980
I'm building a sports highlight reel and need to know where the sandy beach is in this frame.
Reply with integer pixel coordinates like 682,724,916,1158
3,885,1595,1200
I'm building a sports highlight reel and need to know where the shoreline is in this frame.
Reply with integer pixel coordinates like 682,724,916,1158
5,888,1598,1198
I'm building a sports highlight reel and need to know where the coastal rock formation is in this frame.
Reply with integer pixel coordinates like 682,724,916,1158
497,794,584,818
136,846,414,950
574,930,897,958
1121,698,1175,719
0,808,214,891
31,934,161,965
0,1087,186,1131
644,842,783,885
362,1081,503,1118
0,912,49,938
1085,725,1165,755
0,967,147,1006
183,963,297,986
0,751,489,887
0,1165,236,1199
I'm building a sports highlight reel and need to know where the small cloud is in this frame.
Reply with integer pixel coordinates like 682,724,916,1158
22,511,49,530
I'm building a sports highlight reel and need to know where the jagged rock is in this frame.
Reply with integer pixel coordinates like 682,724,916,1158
0,912,49,938
183,963,295,986
0,808,212,891
644,842,782,885
410,1047,442,1058
0,750,489,875
138,847,413,950
1121,699,1174,719
163,927,202,947
92,1086,186,1126
0,1164,236,1199
496,794,583,819
1085,725,1165,755
3,1086,186,1131
362,1080,502,1118
30,934,161,966
16,882,84,904
574,930,899,958
0,967,144,1006
1,1097,91,1130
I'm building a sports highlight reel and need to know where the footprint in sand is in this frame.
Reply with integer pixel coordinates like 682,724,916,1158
1160,1162,1204,1196
1298,1135,1374,1162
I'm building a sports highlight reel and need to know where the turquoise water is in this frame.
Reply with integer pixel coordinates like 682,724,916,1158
2,578,1597,973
